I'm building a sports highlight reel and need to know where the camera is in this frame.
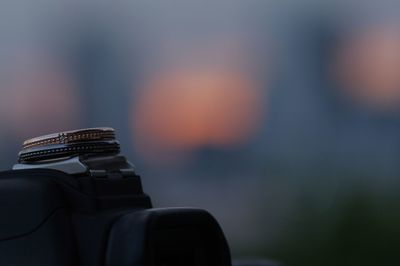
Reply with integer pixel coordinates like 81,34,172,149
0,128,232,266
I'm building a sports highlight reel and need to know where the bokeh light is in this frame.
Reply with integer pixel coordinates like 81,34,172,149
132,65,264,163
332,24,400,111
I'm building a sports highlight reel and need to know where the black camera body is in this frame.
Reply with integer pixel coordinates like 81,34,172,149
0,128,231,266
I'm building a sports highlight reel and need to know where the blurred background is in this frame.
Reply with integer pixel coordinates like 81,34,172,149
1,0,400,265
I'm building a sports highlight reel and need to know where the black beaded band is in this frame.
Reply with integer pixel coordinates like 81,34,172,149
18,141,120,163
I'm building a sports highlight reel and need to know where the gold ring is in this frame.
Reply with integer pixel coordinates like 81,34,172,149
22,127,115,149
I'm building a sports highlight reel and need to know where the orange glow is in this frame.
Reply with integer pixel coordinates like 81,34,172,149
132,67,264,161
0,57,81,138
332,26,400,110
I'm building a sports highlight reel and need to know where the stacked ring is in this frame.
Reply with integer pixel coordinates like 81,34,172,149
18,128,120,163
23,127,115,149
